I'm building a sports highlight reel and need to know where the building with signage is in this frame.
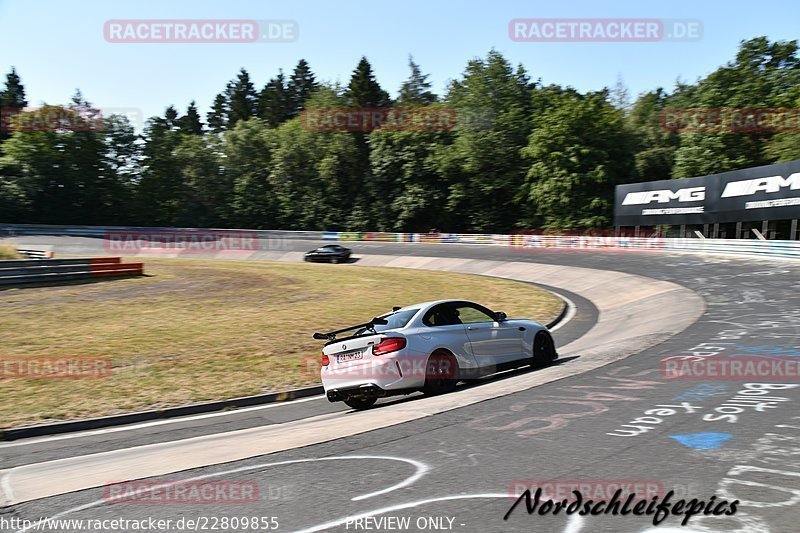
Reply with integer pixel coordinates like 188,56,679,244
614,159,800,239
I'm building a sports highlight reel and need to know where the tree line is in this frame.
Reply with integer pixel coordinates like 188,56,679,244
1,37,799,232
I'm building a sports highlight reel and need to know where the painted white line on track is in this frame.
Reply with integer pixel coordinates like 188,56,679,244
0,394,325,448
15,455,427,533
0,471,14,507
549,293,577,333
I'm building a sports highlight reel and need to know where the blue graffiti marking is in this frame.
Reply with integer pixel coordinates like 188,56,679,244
672,383,727,402
670,432,733,450
733,345,800,358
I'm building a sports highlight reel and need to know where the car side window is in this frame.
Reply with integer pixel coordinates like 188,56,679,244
452,304,495,324
423,304,463,327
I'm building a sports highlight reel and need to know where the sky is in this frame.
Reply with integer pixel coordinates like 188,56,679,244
1,0,799,128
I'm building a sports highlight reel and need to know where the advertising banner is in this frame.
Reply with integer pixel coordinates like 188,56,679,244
614,159,800,226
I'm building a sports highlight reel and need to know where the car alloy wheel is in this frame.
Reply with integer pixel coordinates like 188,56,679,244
422,351,458,395
532,331,556,368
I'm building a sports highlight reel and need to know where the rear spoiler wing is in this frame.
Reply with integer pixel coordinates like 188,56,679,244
313,317,388,342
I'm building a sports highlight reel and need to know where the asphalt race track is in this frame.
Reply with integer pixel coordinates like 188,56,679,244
2,236,800,533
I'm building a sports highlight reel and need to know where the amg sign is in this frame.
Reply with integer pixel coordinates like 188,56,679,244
622,187,706,205
721,173,800,197
614,159,800,226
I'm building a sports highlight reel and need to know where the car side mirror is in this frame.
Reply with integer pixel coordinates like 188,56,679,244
494,311,507,322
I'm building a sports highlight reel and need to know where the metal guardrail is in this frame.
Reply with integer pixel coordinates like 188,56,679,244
0,224,324,240
2,224,799,259
0,257,143,286
324,231,800,259
16,248,53,259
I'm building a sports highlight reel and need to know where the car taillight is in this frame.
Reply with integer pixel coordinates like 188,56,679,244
373,337,406,355
321,353,330,366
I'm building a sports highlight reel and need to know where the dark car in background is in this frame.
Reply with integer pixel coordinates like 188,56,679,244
304,244,352,263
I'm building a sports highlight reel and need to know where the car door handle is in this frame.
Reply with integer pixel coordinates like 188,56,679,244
467,326,478,331
519,327,526,331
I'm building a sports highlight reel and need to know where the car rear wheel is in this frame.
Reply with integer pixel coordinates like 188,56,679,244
532,331,557,368
331,257,339,264
343,396,377,410
422,351,458,395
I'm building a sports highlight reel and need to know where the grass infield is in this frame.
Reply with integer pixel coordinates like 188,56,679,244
0,258,563,428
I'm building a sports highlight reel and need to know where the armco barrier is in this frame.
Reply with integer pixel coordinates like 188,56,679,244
1,223,324,241
3,224,800,259
0,257,143,285
17,248,53,259
322,231,800,259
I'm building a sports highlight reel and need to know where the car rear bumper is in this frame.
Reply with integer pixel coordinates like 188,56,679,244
321,353,425,400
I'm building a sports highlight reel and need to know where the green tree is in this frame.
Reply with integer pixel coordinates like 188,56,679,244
627,89,678,181
178,101,204,135
225,118,279,228
207,93,228,134
670,37,800,175
287,59,318,118
267,87,361,229
397,56,436,106
227,69,258,128
368,128,448,231
136,108,184,224
0,67,28,144
258,71,291,127
2,94,128,224
434,50,533,232
345,57,390,108
519,90,635,229
173,135,228,226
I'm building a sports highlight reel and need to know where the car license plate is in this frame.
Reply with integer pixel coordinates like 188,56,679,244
337,350,363,363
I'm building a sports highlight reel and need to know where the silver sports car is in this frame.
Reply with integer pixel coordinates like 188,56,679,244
314,299,557,409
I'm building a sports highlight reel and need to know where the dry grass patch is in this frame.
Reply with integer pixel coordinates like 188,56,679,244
0,258,563,428
0,244,22,260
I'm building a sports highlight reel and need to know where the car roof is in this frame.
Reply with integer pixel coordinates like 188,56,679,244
394,299,477,313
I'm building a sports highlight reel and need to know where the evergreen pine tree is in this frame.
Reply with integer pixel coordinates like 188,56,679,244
345,57,390,108
178,100,204,135
397,56,436,106
287,59,318,118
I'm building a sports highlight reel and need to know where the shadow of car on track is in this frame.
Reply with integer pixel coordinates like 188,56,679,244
342,355,581,412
